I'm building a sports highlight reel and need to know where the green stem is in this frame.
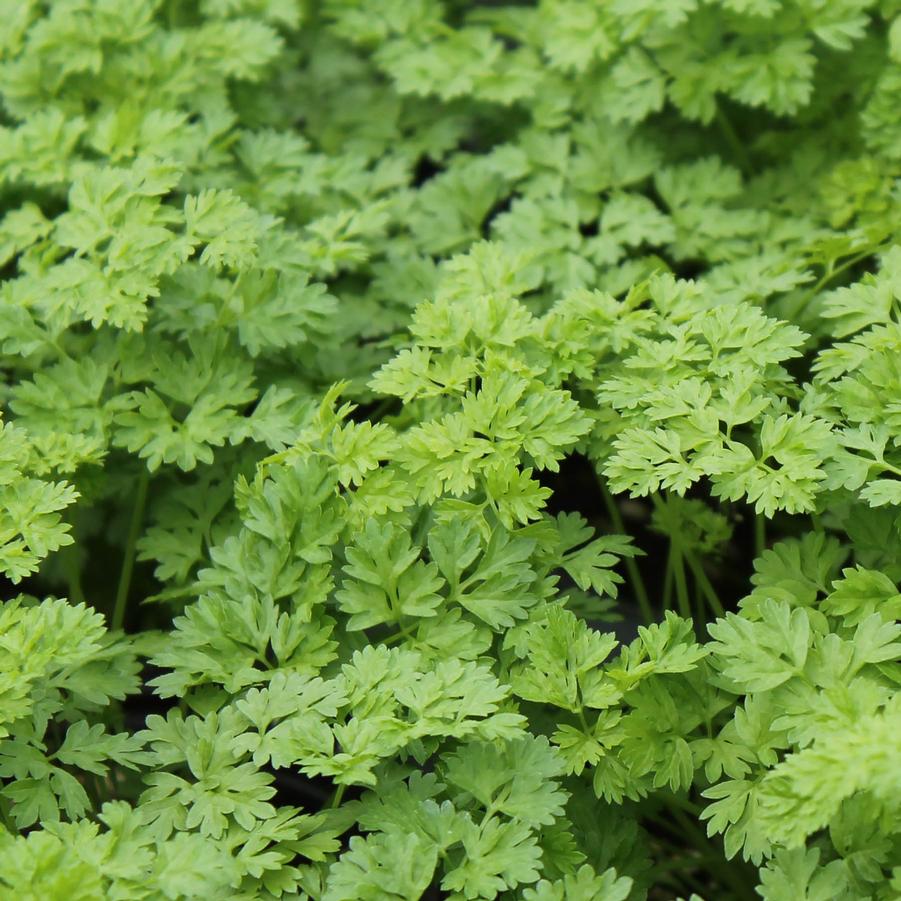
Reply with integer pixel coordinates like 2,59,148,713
693,580,708,628
112,470,150,632
714,104,753,176
599,482,653,623
381,623,416,647
754,513,766,559
650,495,674,614
661,792,703,816
662,559,674,612
878,459,901,478
576,706,591,735
650,493,693,622
798,246,883,305
329,783,346,809
60,506,85,604
670,544,693,623
64,547,85,606
683,551,725,618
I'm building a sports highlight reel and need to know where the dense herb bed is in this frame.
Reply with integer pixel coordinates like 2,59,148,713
1,1,901,898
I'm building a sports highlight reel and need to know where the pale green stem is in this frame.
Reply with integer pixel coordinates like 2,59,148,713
329,783,346,809
112,470,150,631
670,543,693,623
683,551,725,618
599,481,653,623
754,513,766,559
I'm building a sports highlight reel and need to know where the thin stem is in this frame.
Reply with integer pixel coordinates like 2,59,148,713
660,792,703,816
381,622,416,647
329,783,346,809
112,470,150,632
754,513,766,559
649,492,693,622
714,104,753,176
683,551,725,618
662,558,674,612
798,246,883,306
576,706,591,735
599,482,653,623
670,544,693,623
345,630,369,652
63,547,85,607
884,462,901,478
693,580,707,628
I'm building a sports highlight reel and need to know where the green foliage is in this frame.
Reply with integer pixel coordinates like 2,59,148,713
1,0,900,899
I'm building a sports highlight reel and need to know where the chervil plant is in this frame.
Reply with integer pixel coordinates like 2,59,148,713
1,1,900,898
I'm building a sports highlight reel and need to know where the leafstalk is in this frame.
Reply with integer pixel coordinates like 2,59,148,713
329,783,346,809
754,513,766,559
599,480,654,623
683,550,725,618
670,543,693,623
714,104,753,176
112,470,150,632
